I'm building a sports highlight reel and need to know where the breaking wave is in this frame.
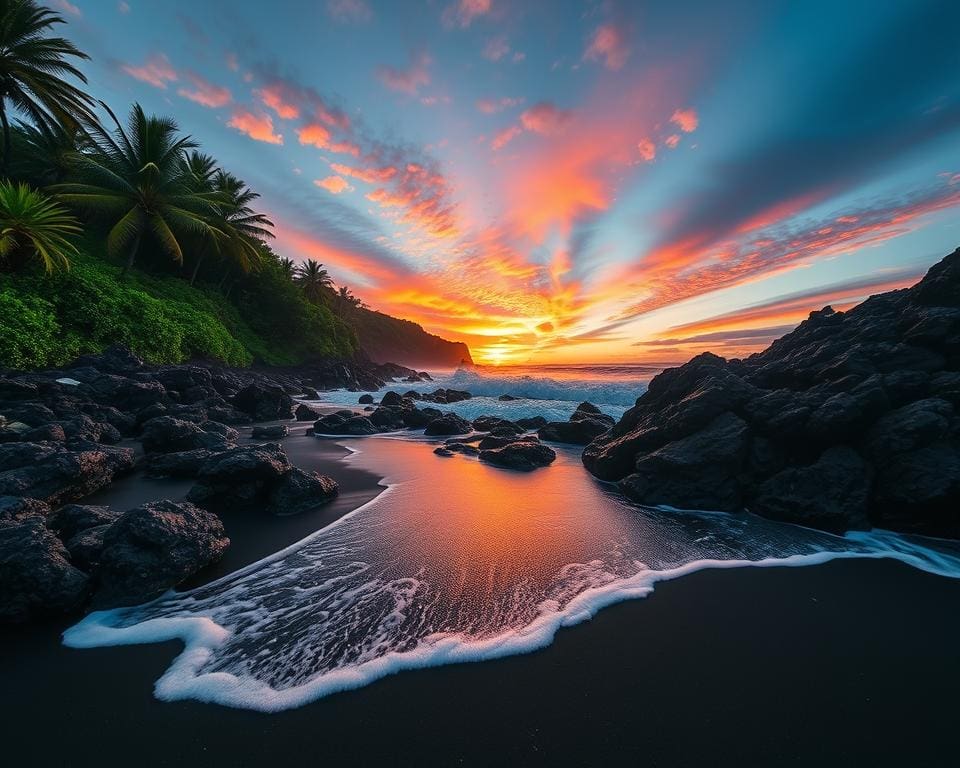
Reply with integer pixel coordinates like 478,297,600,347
64,438,960,712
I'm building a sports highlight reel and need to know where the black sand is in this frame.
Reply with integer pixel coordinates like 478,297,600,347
2,432,958,766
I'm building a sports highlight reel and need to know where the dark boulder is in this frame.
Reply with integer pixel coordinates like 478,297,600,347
294,403,320,421
65,525,111,570
266,468,339,515
618,412,750,512
231,383,295,421
380,391,404,407
47,504,119,541
187,443,291,511
140,416,234,454
252,424,289,440
0,443,135,506
751,447,872,533
94,500,229,608
516,416,548,430
22,423,66,443
438,441,480,456
424,413,472,436
0,517,90,623
145,449,221,478
0,496,51,524
480,440,556,471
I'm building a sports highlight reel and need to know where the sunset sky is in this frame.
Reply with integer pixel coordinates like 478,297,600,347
58,0,959,364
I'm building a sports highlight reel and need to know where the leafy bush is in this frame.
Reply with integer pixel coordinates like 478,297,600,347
0,249,356,370
0,289,75,368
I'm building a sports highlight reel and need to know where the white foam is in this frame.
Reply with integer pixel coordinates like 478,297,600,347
63,436,960,713
55,377,82,386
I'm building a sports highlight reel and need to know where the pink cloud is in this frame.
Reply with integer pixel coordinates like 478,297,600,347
330,162,398,184
227,108,283,144
670,108,698,133
256,84,300,120
225,52,239,71
492,125,522,151
637,138,656,162
326,0,372,23
583,24,630,71
177,72,231,108
315,176,353,194
377,52,431,95
483,36,510,62
665,134,681,149
477,96,523,114
442,0,491,28
121,53,177,89
520,102,571,135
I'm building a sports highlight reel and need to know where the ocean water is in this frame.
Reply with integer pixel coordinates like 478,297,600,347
65,436,960,712
316,363,663,422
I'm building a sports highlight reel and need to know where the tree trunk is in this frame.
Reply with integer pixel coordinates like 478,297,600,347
189,249,207,286
0,103,11,178
120,231,141,278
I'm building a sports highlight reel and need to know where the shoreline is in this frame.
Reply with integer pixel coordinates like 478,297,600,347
2,556,957,766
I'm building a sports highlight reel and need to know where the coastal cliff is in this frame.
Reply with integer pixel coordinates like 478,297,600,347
350,308,473,368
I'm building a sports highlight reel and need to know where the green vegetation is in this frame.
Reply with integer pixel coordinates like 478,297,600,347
0,0,357,370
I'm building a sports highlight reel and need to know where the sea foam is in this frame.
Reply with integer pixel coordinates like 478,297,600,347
64,438,960,712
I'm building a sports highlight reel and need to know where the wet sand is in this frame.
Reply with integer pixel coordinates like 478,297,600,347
2,429,958,766
2,558,957,766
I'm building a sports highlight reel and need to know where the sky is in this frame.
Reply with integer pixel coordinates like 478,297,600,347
53,0,960,365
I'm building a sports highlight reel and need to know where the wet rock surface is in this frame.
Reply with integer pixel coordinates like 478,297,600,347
583,247,960,537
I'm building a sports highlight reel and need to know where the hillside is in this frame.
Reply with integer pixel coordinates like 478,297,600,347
349,307,473,368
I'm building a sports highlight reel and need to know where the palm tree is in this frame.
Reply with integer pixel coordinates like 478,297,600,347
295,259,333,304
278,256,297,279
7,119,84,186
54,103,223,275
0,179,79,271
0,0,97,174
338,285,366,309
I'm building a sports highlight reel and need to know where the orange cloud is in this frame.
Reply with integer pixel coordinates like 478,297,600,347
256,84,300,120
314,176,353,194
177,72,231,108
670,108,698,133
227,108,283,144
331,162,398,184
664,134,680,149
584,24,630,71
121,53,177,89
637,137,656,162
297,123,332,148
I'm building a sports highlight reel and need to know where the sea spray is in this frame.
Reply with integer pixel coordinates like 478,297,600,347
65,438,960,712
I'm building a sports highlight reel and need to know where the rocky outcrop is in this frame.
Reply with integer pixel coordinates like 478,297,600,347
424,413,473,436
94,500,229,608
0,517,90,623
583,247,960,537
480,438,556,471
251,424,289,440
186,443,339,516
0,443,135,506
539,403,614,445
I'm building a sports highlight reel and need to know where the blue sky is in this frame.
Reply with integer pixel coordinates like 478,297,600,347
49,0,960,363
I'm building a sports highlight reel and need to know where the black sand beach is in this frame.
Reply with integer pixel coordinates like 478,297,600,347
3,422,958,768
2,539,958,766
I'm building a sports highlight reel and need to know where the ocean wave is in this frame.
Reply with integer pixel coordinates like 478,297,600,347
63,437,960,712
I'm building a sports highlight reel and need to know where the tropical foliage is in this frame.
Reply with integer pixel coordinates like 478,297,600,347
0,180,79,272
0,0,96,172
0,0,363,369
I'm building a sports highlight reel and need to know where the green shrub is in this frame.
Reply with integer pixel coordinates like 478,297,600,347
0,289,75,368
